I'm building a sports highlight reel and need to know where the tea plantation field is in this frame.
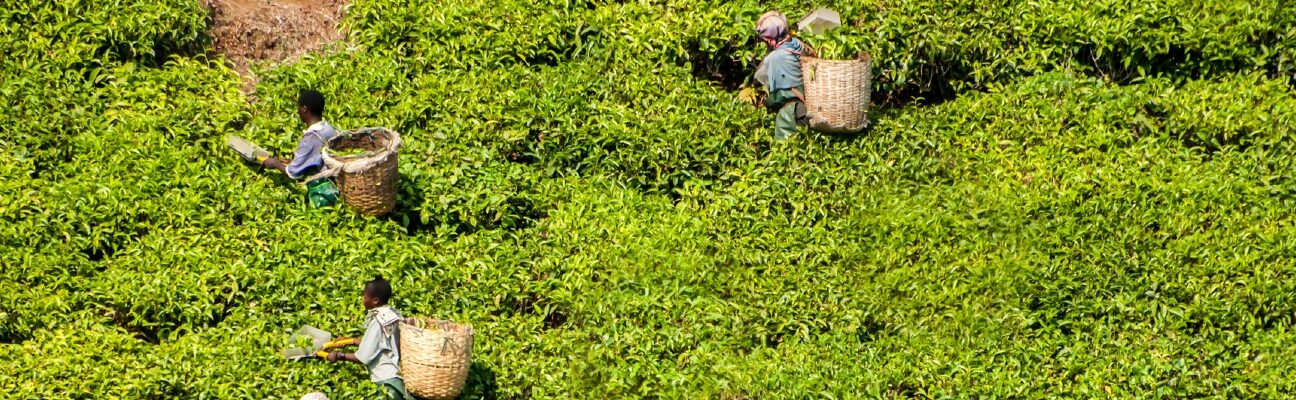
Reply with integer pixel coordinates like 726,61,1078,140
3,0,1296,398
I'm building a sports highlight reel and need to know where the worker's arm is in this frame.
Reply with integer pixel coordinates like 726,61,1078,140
261,157,289,174
281,134,326,179
791,87,806,102
258,133,320,177
326,351,363,365
337,321,386,366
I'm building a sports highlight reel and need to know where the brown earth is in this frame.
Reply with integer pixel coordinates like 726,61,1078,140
204,0,349,77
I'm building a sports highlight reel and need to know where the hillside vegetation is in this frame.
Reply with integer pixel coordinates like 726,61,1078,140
2,0,1296,398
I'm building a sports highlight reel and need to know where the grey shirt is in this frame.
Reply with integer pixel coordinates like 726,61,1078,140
285,120,338,180
356,306,403,383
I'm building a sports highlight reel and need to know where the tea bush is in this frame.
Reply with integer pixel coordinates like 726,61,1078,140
3,0,1296,399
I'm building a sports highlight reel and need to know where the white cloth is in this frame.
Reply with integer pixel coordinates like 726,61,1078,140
300,392,329,400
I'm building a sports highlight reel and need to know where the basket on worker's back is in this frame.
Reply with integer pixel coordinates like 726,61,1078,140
400,319,474,400
801,53,873,133
320,127,402,216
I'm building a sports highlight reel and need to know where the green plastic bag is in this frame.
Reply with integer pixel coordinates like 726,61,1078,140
305,178,339,208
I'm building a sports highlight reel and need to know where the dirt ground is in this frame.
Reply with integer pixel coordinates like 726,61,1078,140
205,0,349,78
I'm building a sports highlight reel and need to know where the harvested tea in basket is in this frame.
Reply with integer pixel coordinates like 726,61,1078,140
315,127,402,216
801,53,873,133
399,318,474,400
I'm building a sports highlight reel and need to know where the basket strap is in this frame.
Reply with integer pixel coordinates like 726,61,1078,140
301,168,337,185
800,41,819,58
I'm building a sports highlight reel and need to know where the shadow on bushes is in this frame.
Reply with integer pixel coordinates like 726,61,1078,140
460,362,499,400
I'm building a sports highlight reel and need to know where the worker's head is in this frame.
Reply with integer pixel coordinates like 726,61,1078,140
755,11,790,48
362,275,392,309
297,89,326,123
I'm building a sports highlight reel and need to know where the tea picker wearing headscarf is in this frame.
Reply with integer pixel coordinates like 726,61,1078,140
754,11,816,141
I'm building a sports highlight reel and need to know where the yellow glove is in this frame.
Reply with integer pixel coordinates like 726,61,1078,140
314,350,330,359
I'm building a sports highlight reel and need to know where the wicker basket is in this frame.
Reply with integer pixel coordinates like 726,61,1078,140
321,127,402,216
801,54,873,133
400,319,474,400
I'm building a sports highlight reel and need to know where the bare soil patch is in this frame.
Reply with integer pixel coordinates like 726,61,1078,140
205,0,349,76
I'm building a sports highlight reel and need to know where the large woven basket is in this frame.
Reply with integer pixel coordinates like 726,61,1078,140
400,319,474,400
801,54,873,133
321,127,401,216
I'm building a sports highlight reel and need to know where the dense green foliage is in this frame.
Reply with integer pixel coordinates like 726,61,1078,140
3,0,1296,398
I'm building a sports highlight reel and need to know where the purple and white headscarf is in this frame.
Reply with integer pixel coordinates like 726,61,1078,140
755,11,789,41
